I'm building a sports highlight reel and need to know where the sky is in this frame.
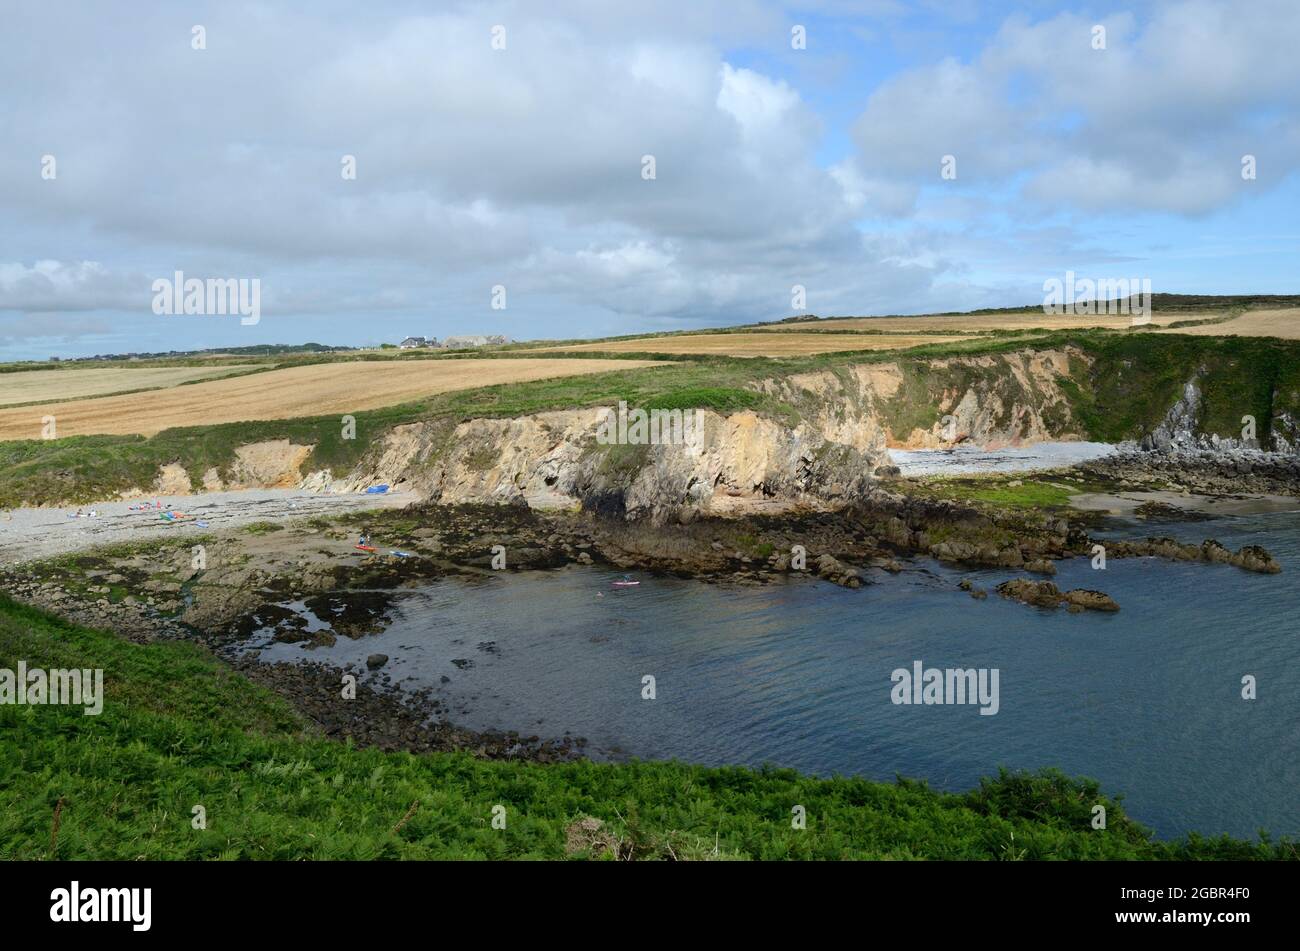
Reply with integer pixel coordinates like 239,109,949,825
1,0,1297,359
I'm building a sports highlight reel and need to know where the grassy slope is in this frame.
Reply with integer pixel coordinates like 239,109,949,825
1063,333,1300,443
0,596,1289,860
4,330,1300,508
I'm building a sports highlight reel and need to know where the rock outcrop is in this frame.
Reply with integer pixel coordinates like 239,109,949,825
331,407,885,524
1079,447,1300,496
996,579,1120,612
751,348,1086,450
1104,536,1282,574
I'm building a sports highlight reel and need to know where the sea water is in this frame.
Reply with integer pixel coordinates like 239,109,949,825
255,511,1300,840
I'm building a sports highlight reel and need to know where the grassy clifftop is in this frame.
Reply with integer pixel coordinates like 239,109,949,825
3,331,1300,508
0,596,1289,860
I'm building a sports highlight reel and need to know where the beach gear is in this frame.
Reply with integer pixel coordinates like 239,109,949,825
365,484,390,494
355,544,377,552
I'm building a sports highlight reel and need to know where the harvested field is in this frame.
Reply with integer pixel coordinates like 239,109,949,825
0,364,259,407
1154,307,1300,340
542,332,968,357
0,358,658,440
757,311,1212,334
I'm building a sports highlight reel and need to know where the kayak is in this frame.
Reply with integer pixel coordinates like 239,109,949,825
355,544,377,552
611,580,640,587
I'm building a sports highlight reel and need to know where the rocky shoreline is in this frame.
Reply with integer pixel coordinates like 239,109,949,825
1079,446,1300,497
235,658,587,763
1,441,1293,749
1,452,1289,760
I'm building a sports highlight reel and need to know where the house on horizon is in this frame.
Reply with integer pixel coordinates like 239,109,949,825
399,336,437,349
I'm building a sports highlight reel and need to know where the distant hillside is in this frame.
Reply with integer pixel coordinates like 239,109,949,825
52,342,354,363
761,294,1300,326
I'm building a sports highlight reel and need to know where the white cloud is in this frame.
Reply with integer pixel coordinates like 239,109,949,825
850,1,1300,217
0,261,144,312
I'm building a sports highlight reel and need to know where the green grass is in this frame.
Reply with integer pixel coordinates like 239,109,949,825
921,477,1081,509
1070,332,1300,443
644,386,761,414
0,596,1291,860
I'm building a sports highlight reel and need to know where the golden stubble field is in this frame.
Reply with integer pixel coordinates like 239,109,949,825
0,358,658,440
542,332,970,357
0,365,259,407
735,306,1300,339
1153,308,1300,340
758,310,1211,333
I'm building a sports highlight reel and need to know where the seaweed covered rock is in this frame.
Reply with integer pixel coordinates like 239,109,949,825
1107,536,1281,574
996,578,1119,612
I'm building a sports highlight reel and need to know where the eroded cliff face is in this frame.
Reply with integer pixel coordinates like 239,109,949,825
752,347,1086,450
150,439,316,495
136,348,1092,521
326,407,882,524
308,347,1089,521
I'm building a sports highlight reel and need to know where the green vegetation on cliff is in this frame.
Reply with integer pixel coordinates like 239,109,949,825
1066,333,1300,444
0,595,1290,860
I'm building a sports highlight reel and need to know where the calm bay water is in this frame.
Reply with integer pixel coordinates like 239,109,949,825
256,511,1300,840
